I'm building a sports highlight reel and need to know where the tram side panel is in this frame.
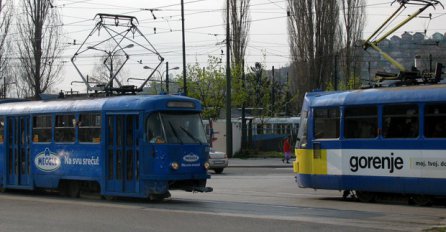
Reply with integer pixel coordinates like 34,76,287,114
31,144,102,189
294,91,446,197
296,146,446,196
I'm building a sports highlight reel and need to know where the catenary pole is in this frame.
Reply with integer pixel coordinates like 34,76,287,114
225,0,232,157
181,0,187,96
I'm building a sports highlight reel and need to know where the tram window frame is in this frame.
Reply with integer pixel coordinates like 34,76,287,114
55,114,76,143
382,104,419,139
344,106,378,139
33,115,52,143
424,104,446,138
0,117,4,143
313,108,340,139
297,111,308,148
79,113,101,143
146,113,166,144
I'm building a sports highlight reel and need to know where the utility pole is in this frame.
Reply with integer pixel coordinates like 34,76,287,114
3,77,5,99
225,0,233,158
429,54,433,72
181,0,187,96
334,54,338,90
285,72,289,116
166,62,169,94
271,66,275,116
108,54,114,96
241,59,247,151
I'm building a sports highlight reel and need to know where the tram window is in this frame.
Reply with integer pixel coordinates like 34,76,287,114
55,114,75,142
257,124,264,135
297,111,308,148
344,106,378,139
161,112,207,144
314,108,340,139
33,115,52,143
79,113,101,143
264,124,272,134
425,104,446,138
0,117,4,143
383,105,418,138
146,113,166,144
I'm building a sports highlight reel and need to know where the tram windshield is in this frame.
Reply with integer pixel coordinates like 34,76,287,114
146,112,207,144
296,111,308,148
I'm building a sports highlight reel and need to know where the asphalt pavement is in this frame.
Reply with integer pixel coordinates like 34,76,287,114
228,158,294,168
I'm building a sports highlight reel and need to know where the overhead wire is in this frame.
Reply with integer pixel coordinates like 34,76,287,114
7,0,446,74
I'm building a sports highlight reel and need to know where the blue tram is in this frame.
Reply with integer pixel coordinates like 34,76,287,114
293,85,446,204
0,95,212,199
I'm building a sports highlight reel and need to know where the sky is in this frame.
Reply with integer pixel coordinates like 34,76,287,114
53,0,446,93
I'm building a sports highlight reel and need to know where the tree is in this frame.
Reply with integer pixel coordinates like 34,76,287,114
245,62,274,116
227,0,251,151
16,0,64,99
226,0,251,103
91,50,129,86
228,0,251,67
185,56,226,120
287,0,340,110
0,0,13,98
339,0,366,89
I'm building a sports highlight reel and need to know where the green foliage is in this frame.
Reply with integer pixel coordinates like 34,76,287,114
177,56,289,120
230,63,247,107
181,56,226,120
327,73,362,91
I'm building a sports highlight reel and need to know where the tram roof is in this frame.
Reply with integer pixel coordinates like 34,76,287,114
0,95,202,115
306,84,446,107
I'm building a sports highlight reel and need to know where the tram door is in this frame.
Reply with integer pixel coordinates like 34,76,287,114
6,116,31,187
105,114,139,194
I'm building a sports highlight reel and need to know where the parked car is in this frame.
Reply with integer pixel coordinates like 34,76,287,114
208,149,228,174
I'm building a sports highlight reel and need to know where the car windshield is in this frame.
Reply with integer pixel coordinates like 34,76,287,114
146,112,207,144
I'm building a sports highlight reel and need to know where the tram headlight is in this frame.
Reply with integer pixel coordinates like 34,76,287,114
171,162,180,170
204,161,210,170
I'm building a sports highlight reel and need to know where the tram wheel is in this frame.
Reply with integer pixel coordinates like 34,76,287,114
355,191,376,203
68,182,81,198
59,181,69,197
410,195,432,206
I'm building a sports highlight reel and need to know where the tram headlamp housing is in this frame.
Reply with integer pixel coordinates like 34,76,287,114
171,162,180,170
204,162,210,170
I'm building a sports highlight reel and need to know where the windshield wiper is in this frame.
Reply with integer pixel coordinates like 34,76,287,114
180,126,202,144
168,121,183,144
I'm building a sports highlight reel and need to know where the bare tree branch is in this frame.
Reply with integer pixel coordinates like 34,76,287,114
340,0,366,87
0,0,13,98
288,0,340,111
229,0,251,67
16,0,64,99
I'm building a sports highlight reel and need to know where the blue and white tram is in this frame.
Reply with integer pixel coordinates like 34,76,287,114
293,85,446,204
0,95,212,199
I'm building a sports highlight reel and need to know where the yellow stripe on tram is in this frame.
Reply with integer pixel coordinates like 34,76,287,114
294,148,328,175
